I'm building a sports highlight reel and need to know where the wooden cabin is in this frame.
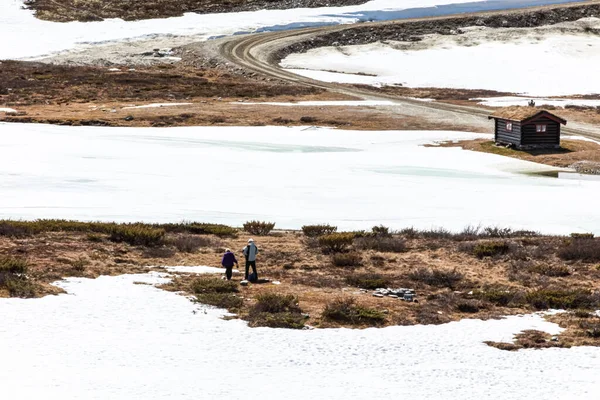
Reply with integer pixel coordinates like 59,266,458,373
488,108,567,150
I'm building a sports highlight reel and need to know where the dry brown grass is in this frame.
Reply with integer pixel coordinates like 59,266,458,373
2,227,599,341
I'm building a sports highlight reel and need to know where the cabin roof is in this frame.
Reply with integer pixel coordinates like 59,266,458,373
488,107,567,125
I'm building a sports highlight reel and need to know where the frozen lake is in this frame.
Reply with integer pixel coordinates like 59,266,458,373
1,272,598,399
1,123,599,234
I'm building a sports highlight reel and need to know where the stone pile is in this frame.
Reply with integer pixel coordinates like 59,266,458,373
367,288,416,302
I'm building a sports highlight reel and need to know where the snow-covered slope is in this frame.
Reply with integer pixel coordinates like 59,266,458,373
1,123,599,234
0,0,577,59
1,272,598,399
282,18,600,96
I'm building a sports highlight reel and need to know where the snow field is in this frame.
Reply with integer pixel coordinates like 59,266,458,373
1,123,599,234
475,96,600,107
0,272,598,399
282,24,600,96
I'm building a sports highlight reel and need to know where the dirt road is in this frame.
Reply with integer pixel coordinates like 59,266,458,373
217,0,600,139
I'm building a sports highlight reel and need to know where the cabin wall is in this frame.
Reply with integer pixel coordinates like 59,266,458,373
520,116,560,148
495,119,521,146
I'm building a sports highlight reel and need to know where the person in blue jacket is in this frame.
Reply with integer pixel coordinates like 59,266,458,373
221,248,238,281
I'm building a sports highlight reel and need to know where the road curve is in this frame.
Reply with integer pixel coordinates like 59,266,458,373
219,1,600,139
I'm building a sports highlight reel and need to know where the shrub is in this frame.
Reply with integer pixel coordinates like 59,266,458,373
300,116,317,123
346,272,389,290
331,252,362,267
108,225,165,247
371,225,390,237
571,233,595,239
171,235,210,253
408,267,464,289
142,246,176,258
177,222,238,238
243,221,275,236
474,288,522,307
191,278,238,294
322,297,386,326
579,320,600,338
0,257,28,275
528,264,570,277
399,227,419,239
318,232,355,253
246,293,304,329
355,236,406,253
301,224,337,237
0,257,36,298
525,289,600,310
558,239,600,262
252,293,300,314
472,241,510,258
456,300,483,313
483,226,513,238
420,227,453,239
87,233,103,242
196,293,243,309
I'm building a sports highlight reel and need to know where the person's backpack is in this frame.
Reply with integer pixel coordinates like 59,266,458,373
248,272,257,283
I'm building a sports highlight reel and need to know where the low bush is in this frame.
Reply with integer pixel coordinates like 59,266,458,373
579,320,600,338
355,236,406,253
408,267,464,289
170,235,211,253
322,297,386,326
331,252,362,267
196,293,243,310
0,257,28,275
474,288,523,307
525,289,600,310
191,277,238,294
86,233,104,242
571,233,595,239
141,246,176,259
528,264,570,277
246,293,305,329
483,226,513,238
108,225,165,247
456,299,483,313
301,224,337,237
318,232,356,253
346,272,389,290
243,221,275,236
371,225,391,237
471,241,510,258
558,239,600,262
0,257,36,298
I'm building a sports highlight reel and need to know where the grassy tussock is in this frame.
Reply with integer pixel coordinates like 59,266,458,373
408,267,464,289
0,257,38,298
345,272,389,290
246,293,305,329
191,277,242,310
331,252,362,268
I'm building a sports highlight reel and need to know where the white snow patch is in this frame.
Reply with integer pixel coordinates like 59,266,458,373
0,0,580,60
165,265,238,274
476,96,600,108
1,273,599,399
0,108,18,113
1,123,600,234
282,29,600,96
236,100,395,106
122,102,193,109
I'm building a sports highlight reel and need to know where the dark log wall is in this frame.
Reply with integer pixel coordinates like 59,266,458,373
521,116,560,146
495,119,522,146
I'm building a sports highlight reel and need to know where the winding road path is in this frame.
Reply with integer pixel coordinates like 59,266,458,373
218,1,600,138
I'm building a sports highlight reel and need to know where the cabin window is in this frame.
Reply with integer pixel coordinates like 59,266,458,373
536,124,547,133
506,122,513,131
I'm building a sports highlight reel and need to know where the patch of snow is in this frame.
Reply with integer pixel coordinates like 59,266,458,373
476,96,600,108
122,103,193,109
1,123,600,234
165,265,238,274
0,107,18,113
236,100,395,106
0,0,581,59
1,273,599,399
282,26,600,96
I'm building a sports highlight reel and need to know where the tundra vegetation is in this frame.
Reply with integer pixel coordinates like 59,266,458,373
1,219,599,347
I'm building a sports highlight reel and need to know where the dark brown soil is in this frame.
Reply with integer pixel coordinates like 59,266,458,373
23,0,367,22
275,3,600,60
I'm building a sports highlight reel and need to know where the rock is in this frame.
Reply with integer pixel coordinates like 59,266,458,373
124,115,134,121
272,280,281,285
551,336,559,342
373,293,384,298
301,313,310,319
403,293,415,302
388,295,399,299
239,280,249,286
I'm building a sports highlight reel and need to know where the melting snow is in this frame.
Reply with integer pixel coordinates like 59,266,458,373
236,100,396,106
122,103,193,109
475,96,600,108
0,273,598,399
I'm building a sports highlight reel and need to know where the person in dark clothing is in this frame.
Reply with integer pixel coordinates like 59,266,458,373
221,248,238,281
242,238,259,281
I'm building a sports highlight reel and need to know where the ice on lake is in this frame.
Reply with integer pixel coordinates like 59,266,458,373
1,123,599,234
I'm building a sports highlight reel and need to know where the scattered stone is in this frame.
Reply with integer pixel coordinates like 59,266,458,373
301,313,310,319
272,280,281,285
124,115,134,121
373,293,384,298
239,280,249,286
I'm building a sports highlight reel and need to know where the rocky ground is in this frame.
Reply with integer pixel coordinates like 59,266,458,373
1,221,599,348
23,0,367,22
